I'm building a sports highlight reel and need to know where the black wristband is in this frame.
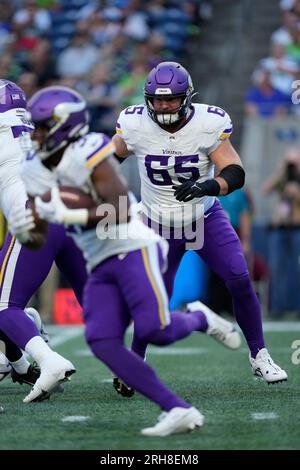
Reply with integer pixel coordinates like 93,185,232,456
218,164,245,194
113,152,126,164
198,179,221,196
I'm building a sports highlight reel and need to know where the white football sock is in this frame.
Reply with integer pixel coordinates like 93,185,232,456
25,336,53,367
10,355,30,374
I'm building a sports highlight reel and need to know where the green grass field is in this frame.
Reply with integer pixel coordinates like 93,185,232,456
1,324,300,450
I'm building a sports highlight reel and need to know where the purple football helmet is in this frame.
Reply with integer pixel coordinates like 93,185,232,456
0,79,26,112
144,61,194,125
27,86,89,160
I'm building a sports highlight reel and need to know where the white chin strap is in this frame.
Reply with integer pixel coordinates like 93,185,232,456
156,112,180,125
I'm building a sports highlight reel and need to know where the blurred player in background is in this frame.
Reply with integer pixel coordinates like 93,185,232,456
112,61,287,384
31,85,240,436
0,79,75,404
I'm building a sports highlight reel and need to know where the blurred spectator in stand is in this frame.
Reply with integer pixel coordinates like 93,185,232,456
56,31,100,79
245,67,291,117
89,10,122,47
118,57,148,107
123,0,150,42
24,38,57,86
263,147,300,225
279,0,300,22
271,9,300,46
135,32,166,69
148,31,167,64
101,34,134,83
17,71,38,98
0,0,13,52
259,42,299,97
76,0,106,22
0,51,22,81
291,0,300,18
12,0,54,67
84,63,122,133
12,0,52,35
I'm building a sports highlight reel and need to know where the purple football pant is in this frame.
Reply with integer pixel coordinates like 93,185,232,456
84,243,207,411
147,200,265,358
0,224,87,350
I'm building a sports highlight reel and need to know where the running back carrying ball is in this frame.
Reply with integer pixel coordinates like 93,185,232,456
27,187,95,249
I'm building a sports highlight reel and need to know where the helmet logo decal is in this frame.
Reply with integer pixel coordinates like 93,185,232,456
155,88,172,95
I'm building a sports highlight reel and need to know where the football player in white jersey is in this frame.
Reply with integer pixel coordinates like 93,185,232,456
0,80,75,404
112,61,287,384
0,79,36,397
32,85,241,436
0,79,35,241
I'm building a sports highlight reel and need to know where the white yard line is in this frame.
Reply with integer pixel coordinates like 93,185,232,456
147,347,208,355
47,326,83,347
261,322,300,332
74,348,92,357
61,416,90,423
75,346,208,357
251,412,278,421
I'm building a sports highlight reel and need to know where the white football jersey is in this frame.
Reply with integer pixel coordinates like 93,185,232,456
21,150,57,196
116,103,233,227
0,108,34,219
23,132,165,272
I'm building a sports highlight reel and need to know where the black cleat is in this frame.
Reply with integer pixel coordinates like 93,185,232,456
11,363,40,386
113,377,135,398
0,365,11,382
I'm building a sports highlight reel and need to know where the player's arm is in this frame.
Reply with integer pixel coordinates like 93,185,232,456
0,128,37,244
112,134,132,162
1,176,39,247
210,139,245,196
89,157,130,225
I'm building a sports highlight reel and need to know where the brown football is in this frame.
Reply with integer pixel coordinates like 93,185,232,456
26,187,95,250
41,186,96,209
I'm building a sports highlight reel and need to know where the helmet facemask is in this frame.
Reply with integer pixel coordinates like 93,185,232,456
145,91,193,126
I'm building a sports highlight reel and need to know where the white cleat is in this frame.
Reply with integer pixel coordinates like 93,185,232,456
249,348,288,384
23,352,75,403
25,307,50,344
187,301,241,349
141,406,204,437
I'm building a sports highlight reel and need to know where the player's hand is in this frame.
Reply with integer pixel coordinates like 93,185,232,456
8,205,35,244
35,186,68,224
173,179,206,202
35,187,89,226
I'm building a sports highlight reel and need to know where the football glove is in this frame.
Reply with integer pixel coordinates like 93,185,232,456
173,179,220,202
8,205,35,244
